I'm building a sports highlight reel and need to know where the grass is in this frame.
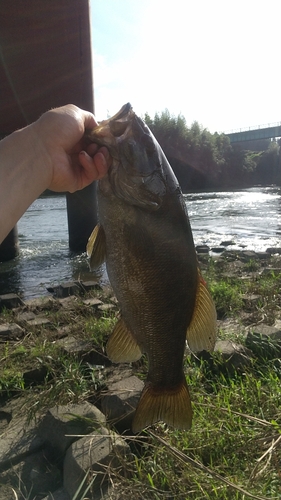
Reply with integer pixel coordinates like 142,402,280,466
0,253,281,498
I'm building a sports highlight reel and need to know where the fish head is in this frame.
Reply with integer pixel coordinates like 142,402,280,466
86,103,168,210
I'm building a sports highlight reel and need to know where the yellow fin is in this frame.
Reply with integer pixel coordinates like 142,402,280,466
132,378,192,433
106,317,142,363
186,273,217,352
86,224,106,270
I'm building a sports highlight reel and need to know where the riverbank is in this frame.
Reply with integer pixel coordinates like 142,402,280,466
0,249,281,499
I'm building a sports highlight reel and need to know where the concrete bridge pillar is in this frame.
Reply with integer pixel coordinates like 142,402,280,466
0,227,19,262
66,182,98,252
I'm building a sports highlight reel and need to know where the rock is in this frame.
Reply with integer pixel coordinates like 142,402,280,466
23,364,49,386
261,267,281,276
47,282,82,298
83,297,103,307
42,488,70,500
98,303,116,312
211,247,225,253
197,340,253,376
255,251,270,260
82,280,102,292
26,316,51,327
0,322,24,341
101,376,144,432
25,296,58,310
17,311,37,322
266,247,281,255
63,428,132,498
242,294,262,311
0,449,61,499
0,293,24,310
214,340,253,374
245,324,281,359
220,240,235,247
55,336,110,366
240,251,258,262
0,402,44,472
196,245,210,254
39,403,106,457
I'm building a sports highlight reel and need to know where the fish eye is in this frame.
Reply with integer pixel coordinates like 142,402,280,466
141,133,155,155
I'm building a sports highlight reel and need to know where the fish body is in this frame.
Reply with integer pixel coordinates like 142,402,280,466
87,104,216,432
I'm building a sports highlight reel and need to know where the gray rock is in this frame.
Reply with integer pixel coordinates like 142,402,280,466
24,296,57,309
197,340,253,376
0,405,44,472
98,303,116,312
83,297,103,307
82,280,102,292
17,311,37,322
261,267,281,276
255,251,271,260
101,376,144,432
63,428,132,498
240,251,258,262
0,293,24,309
26,316,51,326
266,247,281,255
55,336,93,357
42,488,70,500
214,340,253,374
246,324,281,359
196,245,210,254
220,240,235,247
48,282,82,298
42,488,71,500
0,322,24,341
211,246,225,253
0,449,61,499
242,294,262,310
39,403,106,457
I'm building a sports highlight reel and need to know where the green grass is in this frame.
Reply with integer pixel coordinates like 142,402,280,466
112,358,281,499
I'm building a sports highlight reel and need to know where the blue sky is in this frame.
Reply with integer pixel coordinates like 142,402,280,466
90,0,280,133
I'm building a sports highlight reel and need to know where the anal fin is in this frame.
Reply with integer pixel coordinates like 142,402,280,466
132,377,192,433
107,317,142,363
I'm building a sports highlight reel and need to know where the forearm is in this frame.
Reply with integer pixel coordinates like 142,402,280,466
0,124,51,244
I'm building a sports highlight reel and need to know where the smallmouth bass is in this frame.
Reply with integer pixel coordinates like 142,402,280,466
86,103,217,432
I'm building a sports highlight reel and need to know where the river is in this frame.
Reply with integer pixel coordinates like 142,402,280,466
0,186,280,299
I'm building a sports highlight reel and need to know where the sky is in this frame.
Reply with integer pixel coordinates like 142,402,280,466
90,0,280,134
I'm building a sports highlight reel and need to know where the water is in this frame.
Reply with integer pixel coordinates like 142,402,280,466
0,187,280,299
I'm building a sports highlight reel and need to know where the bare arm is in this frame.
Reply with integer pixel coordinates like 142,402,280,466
0,104,110,244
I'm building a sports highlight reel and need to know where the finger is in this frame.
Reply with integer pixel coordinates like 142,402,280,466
78,151,108,182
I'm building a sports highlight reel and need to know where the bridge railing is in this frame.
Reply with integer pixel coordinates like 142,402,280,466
224,121,281,135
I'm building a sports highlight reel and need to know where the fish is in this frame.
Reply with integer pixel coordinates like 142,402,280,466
86,103,217,433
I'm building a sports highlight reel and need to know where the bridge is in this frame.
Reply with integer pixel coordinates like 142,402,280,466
226,123,281,143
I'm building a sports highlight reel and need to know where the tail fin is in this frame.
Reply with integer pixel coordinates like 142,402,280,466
132,378,192,433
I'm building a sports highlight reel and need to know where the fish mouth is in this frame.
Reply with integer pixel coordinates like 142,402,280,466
86,103,135,152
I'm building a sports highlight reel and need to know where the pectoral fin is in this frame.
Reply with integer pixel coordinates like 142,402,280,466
186,273,217,352
86,224,106,270
107,317,142,363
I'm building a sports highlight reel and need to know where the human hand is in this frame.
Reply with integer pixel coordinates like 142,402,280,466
34,104,111,192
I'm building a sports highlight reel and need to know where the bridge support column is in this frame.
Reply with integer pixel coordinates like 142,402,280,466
0,227,19,262
66,183,98,252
